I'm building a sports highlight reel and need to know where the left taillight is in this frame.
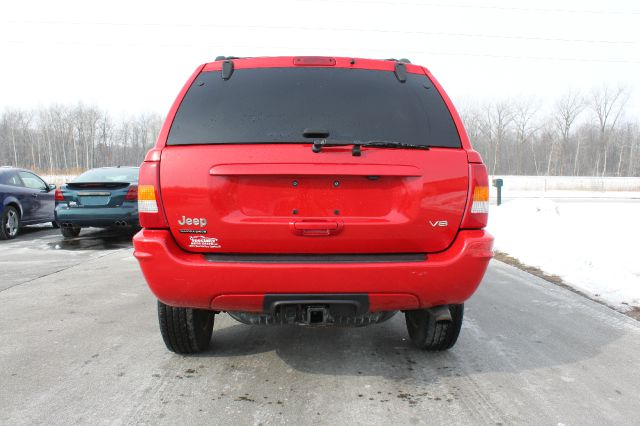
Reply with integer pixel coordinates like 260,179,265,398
124,185,138,201
54,188,65,201
138,149,169,228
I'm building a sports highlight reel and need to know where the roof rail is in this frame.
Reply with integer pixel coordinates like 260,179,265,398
383,58,412,64
222,60,234,80
394,62,407,83
214,56,244,61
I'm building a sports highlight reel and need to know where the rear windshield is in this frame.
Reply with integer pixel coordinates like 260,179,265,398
73,168,139,183
167,67,461,148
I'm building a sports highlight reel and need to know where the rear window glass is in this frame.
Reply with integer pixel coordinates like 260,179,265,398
73,168,139,183
0,171,23,186
168,67,461,148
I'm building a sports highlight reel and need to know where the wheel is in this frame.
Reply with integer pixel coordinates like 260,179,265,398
0,206,20,240
405,304,464,351
51,221,60,229
60,226,81,238
157,300,215,354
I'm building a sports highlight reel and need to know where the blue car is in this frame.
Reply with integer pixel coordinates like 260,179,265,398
0,167,57,240
55,167,140,238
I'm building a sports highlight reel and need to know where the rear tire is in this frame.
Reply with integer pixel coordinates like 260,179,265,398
51,221,60,229
60,226,81,238
405,304,464,351
0,206,20,240
157,301,215,354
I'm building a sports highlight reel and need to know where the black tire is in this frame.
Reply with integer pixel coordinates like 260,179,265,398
158,301,215,354
51,221,60,229
405,304,464,351
0,206,20,240
60,226,81,238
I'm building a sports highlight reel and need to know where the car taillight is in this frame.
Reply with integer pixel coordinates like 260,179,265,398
138,185,157,212
124,185,138,201
54,188,65,201
138,149,169,228
460,163,489,229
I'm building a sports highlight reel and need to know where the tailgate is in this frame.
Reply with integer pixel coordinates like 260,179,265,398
160,144,469,254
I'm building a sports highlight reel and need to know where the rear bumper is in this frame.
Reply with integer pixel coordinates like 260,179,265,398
55,206,139,227
133,229,493,312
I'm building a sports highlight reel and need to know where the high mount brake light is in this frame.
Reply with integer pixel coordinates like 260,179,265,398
293,56,336,66
124,185,138,201
54,188,65,201
461,163,489,229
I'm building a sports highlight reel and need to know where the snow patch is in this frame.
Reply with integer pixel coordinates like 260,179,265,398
487,199,640,311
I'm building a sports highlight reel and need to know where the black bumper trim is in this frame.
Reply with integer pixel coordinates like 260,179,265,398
204,253,426,264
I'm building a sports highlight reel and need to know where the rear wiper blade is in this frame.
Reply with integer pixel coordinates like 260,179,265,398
360,141,430,150
311,139,430,156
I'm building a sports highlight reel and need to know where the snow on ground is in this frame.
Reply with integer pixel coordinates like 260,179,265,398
487,198,640,311
492,190,640,200
41,174,78,186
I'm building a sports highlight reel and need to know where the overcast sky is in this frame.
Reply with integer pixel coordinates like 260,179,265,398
2,0,639,118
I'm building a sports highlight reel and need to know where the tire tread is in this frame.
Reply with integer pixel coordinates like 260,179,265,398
405,304,464,351
157,301,214,354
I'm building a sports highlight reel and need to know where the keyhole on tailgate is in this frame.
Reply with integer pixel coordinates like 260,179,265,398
334,210,340,215
333,180,340,187
292,180,299,187
292,209,298,215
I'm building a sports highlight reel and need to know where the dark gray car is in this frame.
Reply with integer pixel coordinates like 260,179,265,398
0,167,56,240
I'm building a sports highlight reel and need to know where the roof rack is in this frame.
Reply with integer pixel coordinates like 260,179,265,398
214,56,244,61
383,58,412,64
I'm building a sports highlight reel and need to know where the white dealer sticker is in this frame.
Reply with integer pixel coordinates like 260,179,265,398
189,235,221,249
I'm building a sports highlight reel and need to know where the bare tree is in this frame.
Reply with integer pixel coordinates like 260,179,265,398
479,101,514,175
513,98,541,175
590,85,630,176
553,91,586,175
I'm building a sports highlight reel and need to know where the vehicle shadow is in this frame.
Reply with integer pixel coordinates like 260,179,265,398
196,317,449,381
47,227,136,251
186,268,636,384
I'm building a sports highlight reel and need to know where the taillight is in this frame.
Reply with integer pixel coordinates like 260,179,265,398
138,185,157,212
125,185,138,201
54,188,65,201
460,163,489,229
138,149,169,228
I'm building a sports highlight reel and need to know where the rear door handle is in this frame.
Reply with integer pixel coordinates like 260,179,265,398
290,221,342,236
31,194,38,198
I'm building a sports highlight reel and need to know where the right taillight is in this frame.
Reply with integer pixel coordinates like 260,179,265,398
138,149,169,228
461,163,489,229
124,185,138,201
54,188,65,201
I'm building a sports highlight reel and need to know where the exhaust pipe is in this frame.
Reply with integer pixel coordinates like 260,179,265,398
114,220,127,227
61,223,75,228
428,305,453,322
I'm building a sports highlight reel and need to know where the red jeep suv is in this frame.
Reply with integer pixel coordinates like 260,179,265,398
133,56,493,354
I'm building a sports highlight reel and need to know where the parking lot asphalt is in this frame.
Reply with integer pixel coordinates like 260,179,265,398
1,227,639,425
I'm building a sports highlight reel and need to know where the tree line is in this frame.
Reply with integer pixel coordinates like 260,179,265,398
0,104,162,174
460,85,637,177
0,86,637,176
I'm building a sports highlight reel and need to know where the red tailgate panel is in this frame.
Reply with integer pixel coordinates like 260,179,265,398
160,144,468,254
